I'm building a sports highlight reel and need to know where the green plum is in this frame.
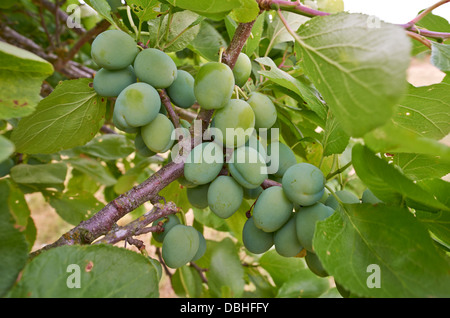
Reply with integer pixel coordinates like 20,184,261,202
167,70,196,109
114,82,161,127
134,131,156,157
194,62,235,110
233,52,252,87
295,202,334,252
242,217,274,254
274,216,303,257
152,214,181,243
324,190,360,211
228,146,267,189
186,183,210,209
361,188,382,204
305,251,329,277
184,142,224,185
93,65,136,97
213,99,255,148
162,224,200,268
247,92,277,130
282,163,325,206
134,48,178,88
141,113,175,153
266,142,297,177
253,186,293,232
207,175,243,219
91,29,138,70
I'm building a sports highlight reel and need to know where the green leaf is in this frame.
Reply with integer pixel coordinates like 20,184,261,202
76,134,134,160
171,265,204,298
256,57,327,120
0,42,53,120
0,135,15,163
207,238,244,298
364,123,450,161
352,144,449,212
259,250,306,287
159,180,190,212
276,269,330,298
6,180,31,230
296,13,411,137
87,0,119,28
416,209,450,249
314,204,450,297
127,0,160,21
66,157,116,186
416,12,450,33
0,180,29,297
415,178,450,248
393,153,450,181
267,11,309,47
391,83,450,140
244,12,265,56
364,82,450,160
10,162,67,185
431,42,450,72
160,11,202,53
11,79,107,154
322,111,349,156
188,21,227,62
228,0,260,23
9,244,160,297
165,0,258,23
48,191,104,226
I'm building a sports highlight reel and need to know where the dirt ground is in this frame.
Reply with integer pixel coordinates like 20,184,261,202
26,56,447,298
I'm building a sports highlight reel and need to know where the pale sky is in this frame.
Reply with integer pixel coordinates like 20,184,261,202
344,0,450,24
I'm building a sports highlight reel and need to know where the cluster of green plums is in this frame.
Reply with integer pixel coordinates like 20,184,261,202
89,29,382,277
182,134,382,276
91,29,197,155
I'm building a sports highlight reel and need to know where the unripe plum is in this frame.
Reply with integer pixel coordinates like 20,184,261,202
141,113,175,153
167,70,196,109
247,91,277,129
93,65,136,97
253,186,293,232
207,175,243,219
184,142,224,185
162,224,200,268
228,146,267,189
114,82,161,127
194,62,235,110
242,217,274,254
233,53,252,87
187,183,210,209
274,216,303,257
295,202,334,252
282,163,325,206
134,48,178,88
213,99,255,148
91,29,138,70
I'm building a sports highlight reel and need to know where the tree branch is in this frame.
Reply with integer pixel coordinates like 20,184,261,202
29,162,185,258
0,25,95,79
159,89,181,129
94,202,178,246
32,0,86,35
404,0,450,28
221,20,257,69
257,0,450,41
